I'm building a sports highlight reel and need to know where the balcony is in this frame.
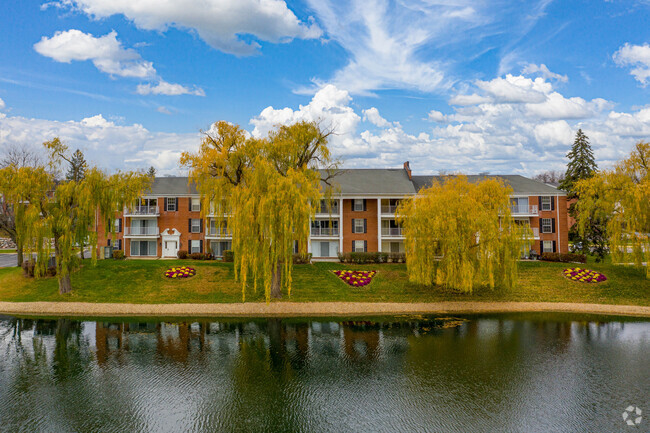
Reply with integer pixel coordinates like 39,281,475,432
124,205,159,217
532,227,539,238
124,226,159,237
311,227,339,237
381,227,403,237
316,204,339,215
510,204,539,216
206,228,232,238
381,204,399,214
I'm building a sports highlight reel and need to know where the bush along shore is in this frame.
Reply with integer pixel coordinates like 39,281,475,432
0,256,647,306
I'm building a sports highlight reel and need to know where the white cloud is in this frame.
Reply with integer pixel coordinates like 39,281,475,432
427,110,447,123
136,80,205,96
362,107,391,128
522,63,568,83
34,29,204,96
51,0,321,56
0,97,5,110
34,29,156,78
157,106,171,115
475,75,550,103
613,42,650,86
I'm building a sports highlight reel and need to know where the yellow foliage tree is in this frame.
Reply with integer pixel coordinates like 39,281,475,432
0,138,151,294
397,176,529,293
181,121,336,302
575,142,650,277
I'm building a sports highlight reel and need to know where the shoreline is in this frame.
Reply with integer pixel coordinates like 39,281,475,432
0,301,649,318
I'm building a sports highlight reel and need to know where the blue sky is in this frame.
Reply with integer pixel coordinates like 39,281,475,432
0,0,649,175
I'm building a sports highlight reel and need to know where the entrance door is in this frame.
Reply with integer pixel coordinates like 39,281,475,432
163,240,178,257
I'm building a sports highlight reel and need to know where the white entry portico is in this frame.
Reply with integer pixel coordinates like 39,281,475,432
161,228,181,257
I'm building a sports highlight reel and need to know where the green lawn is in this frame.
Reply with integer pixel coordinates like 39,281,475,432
0,249,16,254
0,257,647,305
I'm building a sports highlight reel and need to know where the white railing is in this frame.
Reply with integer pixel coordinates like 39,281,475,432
124,226,159,236
207,228,232,237
311,227,339,236
316,204,339,214
381,227,403,236
381,204,399,214
124,205,159,216
510,204,538,215
532,227,539,238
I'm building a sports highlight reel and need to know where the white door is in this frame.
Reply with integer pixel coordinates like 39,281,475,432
163,240,178,257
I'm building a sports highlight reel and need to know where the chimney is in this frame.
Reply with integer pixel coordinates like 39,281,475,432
403,161,412,180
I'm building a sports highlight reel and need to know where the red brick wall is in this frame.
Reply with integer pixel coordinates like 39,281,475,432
341,198,378,253
529,195,569,254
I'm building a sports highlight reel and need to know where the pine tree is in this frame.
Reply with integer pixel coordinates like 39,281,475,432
65,149,87,182
147,166,156,178
560,129,597,196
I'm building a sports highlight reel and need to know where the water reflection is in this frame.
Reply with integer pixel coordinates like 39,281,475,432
0,315,647,432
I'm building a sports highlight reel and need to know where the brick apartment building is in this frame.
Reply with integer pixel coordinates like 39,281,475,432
97,163,568,260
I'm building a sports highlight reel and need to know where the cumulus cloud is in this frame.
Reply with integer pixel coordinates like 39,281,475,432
34,29,204,97
362,108,391,128
522,63,568,83
136,80,205,96
613,42,650,86
427,110,448,123
34,29,156,79
0,97,5,110
0,113,199,173
50,0,321,56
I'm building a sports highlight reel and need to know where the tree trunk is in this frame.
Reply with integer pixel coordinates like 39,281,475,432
80,242,85,260
16,241,23,268
270,262,283,299
59,273,72,294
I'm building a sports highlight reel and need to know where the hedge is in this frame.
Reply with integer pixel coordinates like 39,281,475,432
540,252,587,263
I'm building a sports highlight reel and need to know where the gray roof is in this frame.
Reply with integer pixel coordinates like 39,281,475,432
148,177,198,196
320,169,417,195
411,175,565,195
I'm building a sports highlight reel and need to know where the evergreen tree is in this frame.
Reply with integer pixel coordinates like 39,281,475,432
147,166,157,178
65,149,87,182
559,129,597,196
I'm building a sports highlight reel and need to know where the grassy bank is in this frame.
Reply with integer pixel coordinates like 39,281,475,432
0,258,647,306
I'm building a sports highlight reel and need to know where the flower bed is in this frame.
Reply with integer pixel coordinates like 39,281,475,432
563,267,607,283
333,270,376,287
165,266,196,279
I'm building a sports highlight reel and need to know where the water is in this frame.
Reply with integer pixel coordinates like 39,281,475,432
0,314,648,433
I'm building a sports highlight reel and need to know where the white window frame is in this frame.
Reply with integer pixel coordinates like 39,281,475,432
191,198,201,212
166,197,176,211
190,240,201,254
353,199,364,212
541,218,552,233
191,218,201,233
353,240,365,252
353,218,365,234
540,196,552,211
542,240,553,253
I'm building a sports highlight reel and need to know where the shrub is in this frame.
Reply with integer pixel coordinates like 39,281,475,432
223,250,234,262
388,252,406,263
21,260,35,277
337,252,393,264
46,266,57,277
189,252,202,260
177,250,188,259
112,250,125,260
293,253,312,264
540,252,587,263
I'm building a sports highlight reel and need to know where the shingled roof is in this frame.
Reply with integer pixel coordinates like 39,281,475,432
147,177,198,196
411,174,565,195
320,169,417,195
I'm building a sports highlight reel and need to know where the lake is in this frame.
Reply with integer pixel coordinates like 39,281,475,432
0,314,647,432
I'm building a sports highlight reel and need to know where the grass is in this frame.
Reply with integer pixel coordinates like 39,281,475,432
0,249,16,254
0,256,648,306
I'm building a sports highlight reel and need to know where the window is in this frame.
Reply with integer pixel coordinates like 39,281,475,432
191,219,201,233
390,242,401,253
540,196,552,211
510,197,529,213
191,240,201,254
542,240,554,253
166,197,176,211
191,198,201,212
353,240,366,252
353,199,365,211
353,219,366,234
541,218,553,233
210,241,231,257
130,240,156,256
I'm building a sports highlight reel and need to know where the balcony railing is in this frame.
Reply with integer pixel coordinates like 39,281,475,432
311,227,339,236
510,204,538,215
124,226,159,236
381,227,403,236
316,204,339,214
532,227,539,238
207,228,232,237
124,205,159,216
381,204,399,214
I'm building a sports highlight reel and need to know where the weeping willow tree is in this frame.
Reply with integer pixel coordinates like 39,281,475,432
181,120,336,302
0,138,151,294
575,142,650,277
397,175,530,293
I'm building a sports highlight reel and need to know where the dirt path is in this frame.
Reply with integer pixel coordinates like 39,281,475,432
0,301,648,318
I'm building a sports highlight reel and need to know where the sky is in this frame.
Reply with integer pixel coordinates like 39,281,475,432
0,0,649,176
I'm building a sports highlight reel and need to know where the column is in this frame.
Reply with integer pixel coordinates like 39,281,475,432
339,198,343,254
377,198,382,252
